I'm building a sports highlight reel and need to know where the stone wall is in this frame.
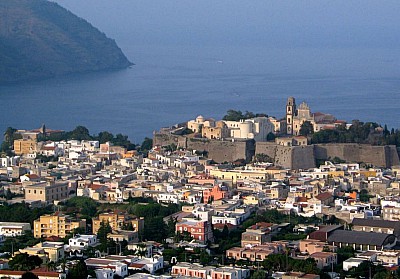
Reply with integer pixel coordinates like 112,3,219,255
154,133,400,168
292,145,316,170
255,142,315,169
313,144,400,168
186,138,254,163
153,133,255,163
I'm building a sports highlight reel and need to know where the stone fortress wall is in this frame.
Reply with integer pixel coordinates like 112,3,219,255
154,133,399,169
153,133,254,163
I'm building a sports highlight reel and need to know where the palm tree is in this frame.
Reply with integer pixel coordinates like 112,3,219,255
134,243,147,259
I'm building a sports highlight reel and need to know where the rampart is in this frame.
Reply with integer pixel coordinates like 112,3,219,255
313,144,399,168
153,133,255,163
255,142,315,169
154,133,400,168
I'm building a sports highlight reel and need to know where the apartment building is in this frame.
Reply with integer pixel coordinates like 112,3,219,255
92,212,144,235
33,213,86,238
25,180,69,204
175,220,213,244
172,263,250,279
240,222,278,247
0,222,31,237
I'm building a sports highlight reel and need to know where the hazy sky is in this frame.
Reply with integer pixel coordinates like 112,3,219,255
54,1,400,48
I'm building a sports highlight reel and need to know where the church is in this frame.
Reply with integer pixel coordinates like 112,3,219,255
285,97,338,136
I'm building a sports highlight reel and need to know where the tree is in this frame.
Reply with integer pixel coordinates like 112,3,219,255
1,126,20,155
3,126,17,143
251,270,266,279
69,126,91,141
141,137,153,153
223,110,245,121
199,250,212,265
67,260,88,279
135,243,147,258
299,121,314,136
64,196,98,217
336,246,355,264
9,253,43,271
266,132,276,141
97,220,112,252
21,272,39,279
97,131,114,144
166,216,177,237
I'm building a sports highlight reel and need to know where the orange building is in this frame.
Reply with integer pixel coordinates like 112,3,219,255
202,185,229,203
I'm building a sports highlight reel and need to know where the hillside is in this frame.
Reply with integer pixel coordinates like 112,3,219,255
0,0,132,84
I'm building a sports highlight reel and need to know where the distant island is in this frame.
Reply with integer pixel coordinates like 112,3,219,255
0,0,132,84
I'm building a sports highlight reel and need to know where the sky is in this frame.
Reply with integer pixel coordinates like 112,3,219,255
53,1,400,48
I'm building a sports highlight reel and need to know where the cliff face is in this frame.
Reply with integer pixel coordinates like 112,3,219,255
0,0,132,84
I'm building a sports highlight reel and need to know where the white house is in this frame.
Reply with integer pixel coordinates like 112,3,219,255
0,222,31,237
68,234,97,250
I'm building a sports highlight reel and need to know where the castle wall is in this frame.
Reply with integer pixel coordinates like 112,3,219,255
313,144,400,168
154,133,400,168
291,145,316,170
153,133,255,163
256,142,315,169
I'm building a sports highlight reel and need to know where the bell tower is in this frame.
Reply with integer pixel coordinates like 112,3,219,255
286,97,296,135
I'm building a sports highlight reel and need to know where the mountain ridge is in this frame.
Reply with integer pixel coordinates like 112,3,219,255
0,0,132,84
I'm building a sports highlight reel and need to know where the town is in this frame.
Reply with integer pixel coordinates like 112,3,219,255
1,97,400,279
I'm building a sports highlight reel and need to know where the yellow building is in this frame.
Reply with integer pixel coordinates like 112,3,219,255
243,195,260,205
13,139,37,155
92,212,144,235
33,213,86,238
19,241,65,262
209,169,268,184
202,121,229,140
25,180,69,204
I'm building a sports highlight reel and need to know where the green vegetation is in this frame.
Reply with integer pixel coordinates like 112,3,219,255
262,254,318,274
311,120,400,147
250,270,267,279
359,189,374,203
0,0,131,84
213,225,244,254
0,203,53,225
60,196,181,243
1,127,21,155
139,137,153,155
43,126,136,150
9,253,43,271
243,209,321,228
222,110,267,121
22,272,39,279
299,121,314,136
97,221,113,252
67,260,89,279
0,231,40,254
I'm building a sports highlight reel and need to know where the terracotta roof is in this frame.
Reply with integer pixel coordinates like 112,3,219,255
129,263,146,268
0,270,61,277
315,192,332,201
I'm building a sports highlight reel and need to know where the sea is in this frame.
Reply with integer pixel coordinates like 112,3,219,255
1,44,400,144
